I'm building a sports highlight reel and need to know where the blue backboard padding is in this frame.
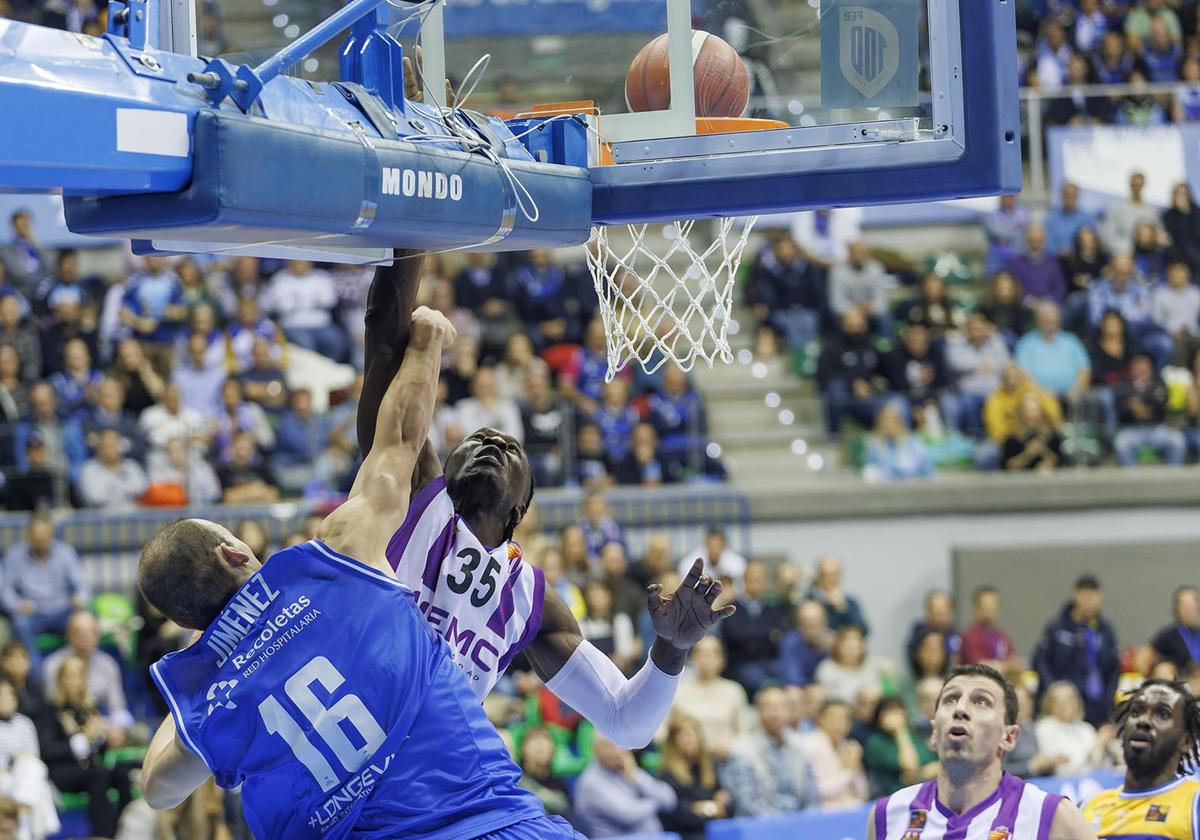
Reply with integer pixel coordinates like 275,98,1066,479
441,0,668,37
62,110,593,251
591,0,1020,224
703,770,1123,840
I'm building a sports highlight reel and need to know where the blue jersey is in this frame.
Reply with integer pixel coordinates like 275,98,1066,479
150,540,544,839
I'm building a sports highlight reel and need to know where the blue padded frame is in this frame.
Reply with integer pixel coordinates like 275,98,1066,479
62,110,592,251
590,0,1020,224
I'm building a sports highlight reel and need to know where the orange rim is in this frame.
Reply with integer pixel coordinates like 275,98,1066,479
694,117,789,134
598,117,789,165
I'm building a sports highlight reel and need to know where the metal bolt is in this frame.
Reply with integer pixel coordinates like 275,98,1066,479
139,54,161,71
187,71,220,89
134,10,142,19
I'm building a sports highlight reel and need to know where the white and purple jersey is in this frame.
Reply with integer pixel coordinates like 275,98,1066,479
873,773,1062,840
386,477,545,700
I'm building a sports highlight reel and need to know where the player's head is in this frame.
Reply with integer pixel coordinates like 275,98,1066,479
138,518,263,630
444,427,534,541
1113,678,1200,778
932,664,1020,769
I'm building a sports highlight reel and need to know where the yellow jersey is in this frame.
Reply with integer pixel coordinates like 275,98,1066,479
1083,777,1200,840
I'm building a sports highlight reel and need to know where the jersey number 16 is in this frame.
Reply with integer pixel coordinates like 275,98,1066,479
257,656,386,792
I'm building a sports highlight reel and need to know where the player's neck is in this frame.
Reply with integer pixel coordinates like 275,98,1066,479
463,513,506,550
937,761,1003,816
1125,764,1181,794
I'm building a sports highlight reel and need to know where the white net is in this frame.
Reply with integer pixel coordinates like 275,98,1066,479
586,216,759,381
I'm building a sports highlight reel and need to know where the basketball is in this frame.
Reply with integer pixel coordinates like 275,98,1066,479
625,31,749,118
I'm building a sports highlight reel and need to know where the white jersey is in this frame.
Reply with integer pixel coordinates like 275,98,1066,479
385,476,545,700
872,773,1062,840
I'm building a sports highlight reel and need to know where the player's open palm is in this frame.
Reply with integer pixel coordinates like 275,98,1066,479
647,558,736,650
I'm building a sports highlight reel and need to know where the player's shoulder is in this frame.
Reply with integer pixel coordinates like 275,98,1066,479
1080,783,1121,815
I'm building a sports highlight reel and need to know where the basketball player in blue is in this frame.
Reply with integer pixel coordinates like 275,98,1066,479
868,664,1095,840
136,304,585,839
356,252,737,749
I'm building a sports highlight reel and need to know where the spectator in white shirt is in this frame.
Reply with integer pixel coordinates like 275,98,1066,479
828,241,893,332
0,677,59,840
146,436,221,505
138,383,211,456
1033,681,1115,774
664,636,754,761
1100,171,1161,255
76,429,148,510
1151,262,1200,341
790,209,863,268
258,260,347,363
677,527,747,587
455,366,523,443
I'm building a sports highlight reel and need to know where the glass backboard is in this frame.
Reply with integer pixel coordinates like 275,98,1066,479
421,0,1021,223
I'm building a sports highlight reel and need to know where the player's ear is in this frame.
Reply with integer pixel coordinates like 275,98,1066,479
215,542,254,571
998,722,1021,757
504,506,523,540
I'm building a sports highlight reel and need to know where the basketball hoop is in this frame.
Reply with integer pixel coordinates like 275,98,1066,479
586,215,758,380
510,109,786,378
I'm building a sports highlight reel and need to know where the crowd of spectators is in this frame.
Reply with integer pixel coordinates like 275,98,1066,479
482,544,1198,838
0,0,227,56
747,171,1200,479
3,491,1200,836
1019,0,1200,128
0,212,725,512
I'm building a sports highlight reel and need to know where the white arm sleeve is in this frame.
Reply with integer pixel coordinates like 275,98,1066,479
544,640,682,750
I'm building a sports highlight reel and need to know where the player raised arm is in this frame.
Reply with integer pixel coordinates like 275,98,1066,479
522,558,734,749
319,305,456,572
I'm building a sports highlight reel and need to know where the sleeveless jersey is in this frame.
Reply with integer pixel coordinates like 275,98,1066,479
149,540,543,840
385,476,545,700
872,773,1063,840
1082,777,1200,839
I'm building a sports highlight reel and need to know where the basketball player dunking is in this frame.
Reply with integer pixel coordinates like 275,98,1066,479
358,254,734,748
869,664,1096,840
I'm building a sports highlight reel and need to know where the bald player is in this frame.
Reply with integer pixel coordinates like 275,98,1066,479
136,306,584,839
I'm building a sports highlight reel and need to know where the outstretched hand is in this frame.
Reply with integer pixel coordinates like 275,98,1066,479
647,558,736,654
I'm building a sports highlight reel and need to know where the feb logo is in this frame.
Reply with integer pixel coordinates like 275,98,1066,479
839,7,900,99
1145,804,1170,822
988,828,1010,840
206,679,239,715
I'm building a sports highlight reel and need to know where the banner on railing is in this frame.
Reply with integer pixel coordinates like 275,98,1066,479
704,770,1124,840
442,0,668,38
1047,124,1200,211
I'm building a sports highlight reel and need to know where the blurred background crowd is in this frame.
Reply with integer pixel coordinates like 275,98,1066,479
3,513,1197,838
